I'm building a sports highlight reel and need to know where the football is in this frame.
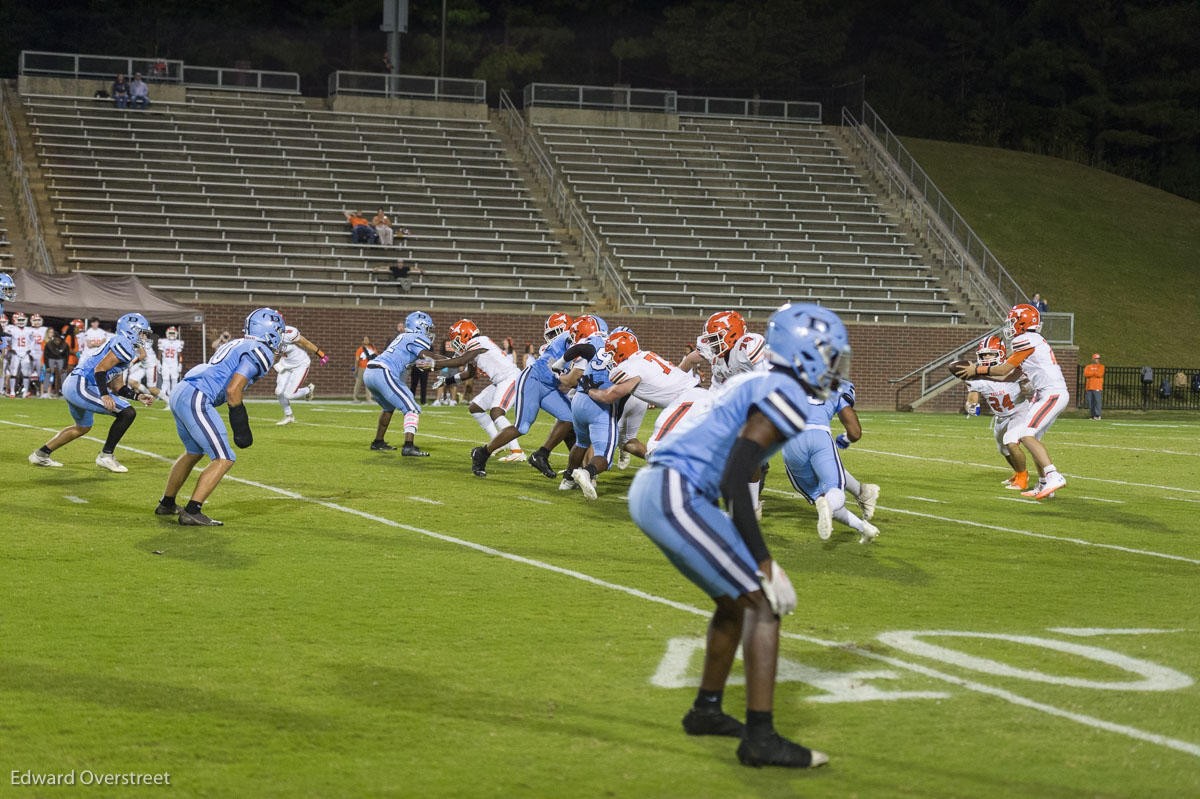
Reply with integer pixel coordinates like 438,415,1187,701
948,359,971,378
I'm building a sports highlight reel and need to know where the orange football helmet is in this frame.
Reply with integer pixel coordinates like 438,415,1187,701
544,312,574,343
449,318,479,353
70,318,84,331
605,330,640,365
1004,304,1041,338
12,312,27,327
567,315,600,344
976,334,1007,367
698,310,747,359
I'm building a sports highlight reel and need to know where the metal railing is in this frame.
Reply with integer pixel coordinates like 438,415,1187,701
499,89,637,312
183,66,300,95
1078,366,1200,411
0,82,53,273
20,50,183,83
328,71,485,103
888,325,1004,397
523,83,676,114
678,95,821,123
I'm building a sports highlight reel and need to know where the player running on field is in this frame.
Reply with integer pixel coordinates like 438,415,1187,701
274,325,326,425
156,308,284,526
29,313,157,472
627,302,849,769
954,304,1068,499
963,335,1038,491
157,327,185,399
434,319,526,462
782,381,880,543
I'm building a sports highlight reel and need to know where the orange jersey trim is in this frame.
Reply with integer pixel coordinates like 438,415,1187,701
1006,348,1035,366
654,402,693,441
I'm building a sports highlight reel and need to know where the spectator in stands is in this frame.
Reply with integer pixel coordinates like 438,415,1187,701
353,336,377,402
372,259,422,293
372,209,395,246
44,328,69,398
148,59,168,82
0,233,8,246
112,74,131,108
344,210,378,244
1083,353,1105,420
523,343,536,368
130,74,150,110
1032,292,1049,313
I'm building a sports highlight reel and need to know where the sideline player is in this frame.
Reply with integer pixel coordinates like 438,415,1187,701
782,381,880,543
4,312,33,397
274,324,326,425
27,314,48,398
364,311,476,455
80,319,111,363
627,302,849,768
470,312,578,478
155,308,283,525
953,304,1069,499
157,327,185,399
435,319,526,462
29,313,156,472
963,335,1036,491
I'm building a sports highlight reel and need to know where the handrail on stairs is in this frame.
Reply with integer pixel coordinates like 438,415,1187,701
0,80,54,273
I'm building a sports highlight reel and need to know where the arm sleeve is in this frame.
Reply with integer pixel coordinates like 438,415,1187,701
561,343,598,362
719,437,772,564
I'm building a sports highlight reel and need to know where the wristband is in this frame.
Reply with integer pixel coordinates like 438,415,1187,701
94,371,111,396
975,364,989,377
117,384,139,400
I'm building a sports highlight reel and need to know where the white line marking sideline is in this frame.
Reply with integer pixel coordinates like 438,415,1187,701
1049,628,1189,637
517,496,553,505
1077,496,1125,504
2,419,1198,760
1164,496,1200,505
905,496,946,503
996,496,1041,504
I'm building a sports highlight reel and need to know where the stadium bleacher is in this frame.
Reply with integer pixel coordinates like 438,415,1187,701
536,116,961,323
26,92,588,312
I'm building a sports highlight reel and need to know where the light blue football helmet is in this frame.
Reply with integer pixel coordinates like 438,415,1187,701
405,311,434,339
244,307,285,340
764,303,851,400
257,326,284,354
590,315,609,337
0,272,14,304
116,312,153,347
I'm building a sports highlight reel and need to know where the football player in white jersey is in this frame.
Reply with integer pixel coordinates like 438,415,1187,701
607,326,649,469
126,344,164,404
80,319,111,363
5,312,34,397
274,325,326,425
679,310,769,392
964,335,1039,492
954,304,1068,499
27,314,49,397
157,327,185,399
435,319,526,462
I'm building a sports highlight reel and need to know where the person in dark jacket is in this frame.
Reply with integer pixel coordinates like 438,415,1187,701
112,74,130,108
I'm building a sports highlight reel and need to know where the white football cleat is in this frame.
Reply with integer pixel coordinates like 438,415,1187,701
1021,478,1046,498
304,383,316,401
617,450,632,470
558,476,577,491
498,451,527,463
95,453,128,473
29,450,63,467
815,495,833,540
276,415,295,426
1034,472,1066,499
859,521,880,544
857,483,880,521
572,467,598,500
754,499,763,521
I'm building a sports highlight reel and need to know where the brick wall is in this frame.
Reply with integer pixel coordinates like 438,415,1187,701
176,304,1077,412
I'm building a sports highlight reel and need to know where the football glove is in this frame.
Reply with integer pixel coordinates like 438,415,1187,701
414,357,435,370
431,374,447,390
756,561,796,617
317,349,328,365
966,402,981,416
835,433,851,449
577,374,598,392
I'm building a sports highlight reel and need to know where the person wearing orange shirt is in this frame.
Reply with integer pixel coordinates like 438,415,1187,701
1083,353,1105,420
354,336,378,402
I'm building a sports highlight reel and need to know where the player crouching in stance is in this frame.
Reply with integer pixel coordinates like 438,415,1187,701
964,335,1036,491
155,308,284,526
29,313,156,472
365,312,476,456
782,381,879,543
435,319,526,462
627,302,848,769
274,325,326,425
953,304,1068,499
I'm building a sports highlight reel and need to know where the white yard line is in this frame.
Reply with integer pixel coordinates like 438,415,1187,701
996,497,1041,504
1049,628,1188,637
517,496,554,505
407,496,443,505
1164,496,1200,505
905,496,946,503
63,495,88,504
1077,496,1124,504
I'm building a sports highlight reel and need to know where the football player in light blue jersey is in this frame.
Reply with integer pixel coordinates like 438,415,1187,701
470,311,579,478
558,317,617,499
781,381,880,543
0,272,14,317
364,311,477,456
155,308,284,526
29,313,156,472
627,302,850,770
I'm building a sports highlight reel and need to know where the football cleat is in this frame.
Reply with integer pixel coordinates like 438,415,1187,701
276,415,295,426
572,467,597,500
737,732,829,769
498,450,527,463
28,450,63,467
1005,473,1029,491
470,445,489,477
95,453,128,473
815,495,833,540
401,443,430,457
1021,478,1046,498
1034,471,1066,499
154,502,181,516
303,383,316,401
528,450,556,479
857,483,880,520
617,450,632,470
682,707,745,738
179,509,223,527
859,521,880,544
370,440,397,451
558,474,577,491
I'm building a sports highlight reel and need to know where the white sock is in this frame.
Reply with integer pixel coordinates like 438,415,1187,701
403,412,419,436
472,411,499,439
494,416,522,451
278,394,292,416
287,385,310,401
748,479,761,507
1045,464,1058,475
826,487,866,532
843,469,862,498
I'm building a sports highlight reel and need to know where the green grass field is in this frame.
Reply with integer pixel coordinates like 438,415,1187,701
2,397,1199,798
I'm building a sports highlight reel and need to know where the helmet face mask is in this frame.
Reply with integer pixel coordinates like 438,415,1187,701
117,312,153,346
245,307,285,342
449,319,478,353
13,312,28,327
166,327,179,340
568,315,600,344
976,334,1007,367
30,314,43,328
699,311,746,360
604,331,639,365
544,312,573,344
1005,304,1041,338
404,311,434,339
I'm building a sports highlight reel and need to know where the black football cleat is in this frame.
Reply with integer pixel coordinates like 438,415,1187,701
402,443,430,457
528,450,556,478
370,440,397,451
736,732,829,769
179,510,224,527
471,446,489,477
154,502,181,517
682,707,745,738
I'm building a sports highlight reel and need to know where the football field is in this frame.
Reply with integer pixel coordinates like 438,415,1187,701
2,398,1199,798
